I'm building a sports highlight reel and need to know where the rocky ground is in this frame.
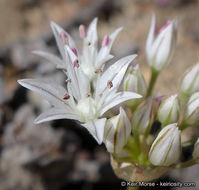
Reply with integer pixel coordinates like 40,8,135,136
0,0,199,189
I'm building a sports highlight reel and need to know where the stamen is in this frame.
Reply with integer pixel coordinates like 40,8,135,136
79,25,86,38
63,93,70,100
87,93,91,97
95,69,102,74
102,35,109,47
107,80,113,88
66,79,71,83
85,41,91,46
73,59,79,68
71,47,78,56
60,32,68,44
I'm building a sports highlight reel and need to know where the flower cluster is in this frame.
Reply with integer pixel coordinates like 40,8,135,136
18,15,199,182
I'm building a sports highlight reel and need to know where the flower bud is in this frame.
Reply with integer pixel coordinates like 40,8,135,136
123,64,147,107
183,92,199,126
181,63,199,98
149,123,181,166
104,107,131,154
193,138,199,159
132,98,153,134
146,14,177,72
158,94,180,125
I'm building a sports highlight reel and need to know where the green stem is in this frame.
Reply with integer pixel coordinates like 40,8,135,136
178,122,186,130
174,159,197,169
182,138,198,147
146,69,159,97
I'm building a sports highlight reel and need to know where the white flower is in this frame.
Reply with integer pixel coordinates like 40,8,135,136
181,63,199,98
18,53,141,144
149,123,181,166
193,138,199,159
183,92,199,126
103,107,131,154
132,98,153,134
146,14,177,72
33,18,122,80
158,94,180,125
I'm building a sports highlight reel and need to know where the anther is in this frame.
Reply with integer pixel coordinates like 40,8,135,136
87,93,91,97
73,59,79,68
71,47,78,56
85,41,91,46
102,35,109,47
79,25,86,38
66,79,71,83
95,69,102,74
63,93,70,100
107,80,113,88
60,32,68,44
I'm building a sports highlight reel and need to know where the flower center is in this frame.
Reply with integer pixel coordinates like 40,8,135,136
77,97,97,122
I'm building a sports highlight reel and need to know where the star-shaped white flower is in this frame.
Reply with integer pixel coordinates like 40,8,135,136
18,52,141,144
33,18,122,80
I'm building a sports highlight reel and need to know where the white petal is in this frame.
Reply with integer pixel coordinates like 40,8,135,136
99,91,141,116
34,108,77,124
146,13,156,64
82,118,106,144
96,55,137,96
96,27,123,69
50,21,77,59
18,79,71,109
86,17,98,46
65,46,90,99
32,50,65,70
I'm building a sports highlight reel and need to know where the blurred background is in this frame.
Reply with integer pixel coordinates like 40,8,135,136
1,0,199,189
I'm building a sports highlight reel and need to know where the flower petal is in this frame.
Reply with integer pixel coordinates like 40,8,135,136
32,50,65,70
96,55,137,96
34,108,77,124
99,91,142,116
50,21,77,58
96,27,123,69
17,79,71,109
64,46,90,99
82,118,106,144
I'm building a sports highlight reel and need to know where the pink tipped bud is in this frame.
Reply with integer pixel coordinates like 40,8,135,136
107,80,113,89
79,24,86,38
160,20,171,32
71,47,78,56
102,35,109,47
73,60,79,68
60,32,68,44
63,93,70,100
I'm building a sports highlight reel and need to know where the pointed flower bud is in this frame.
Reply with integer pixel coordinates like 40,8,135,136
146,14,177,72
132,98,153,134
123,64,147,107
193,138,199,159
104,107,131,154
183,92,199,126
149,123,181,166
181,63,199,98
124,64,147,95
158,94,180,125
